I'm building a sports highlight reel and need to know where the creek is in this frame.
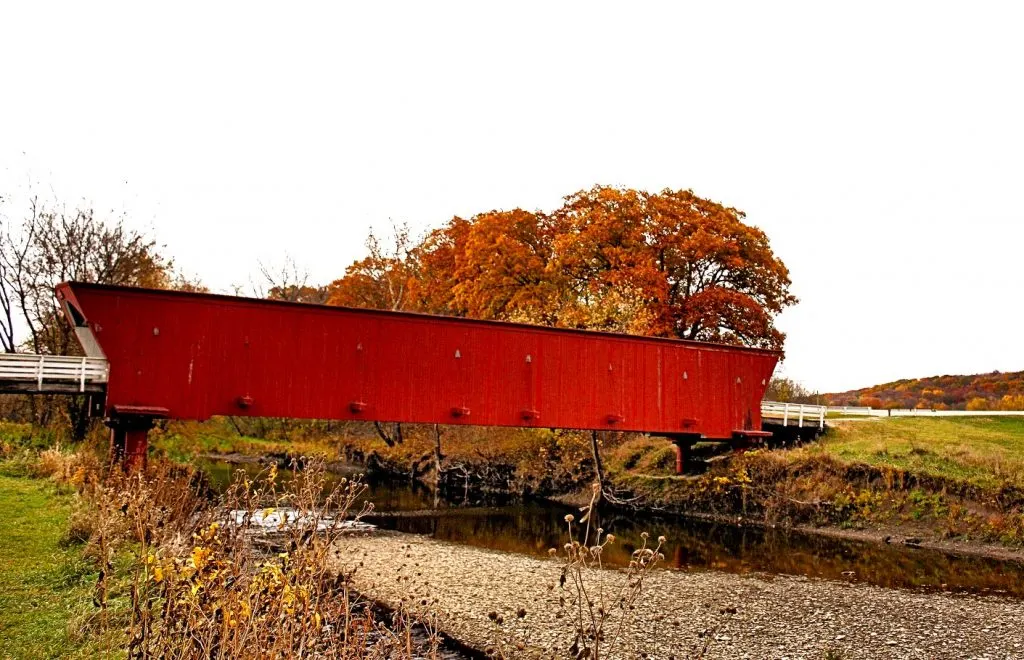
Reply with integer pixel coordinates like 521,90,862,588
197,458,1024,599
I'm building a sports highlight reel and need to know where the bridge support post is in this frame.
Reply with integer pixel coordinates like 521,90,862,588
107,416,154,470
668,435,700,475
105,406,169,470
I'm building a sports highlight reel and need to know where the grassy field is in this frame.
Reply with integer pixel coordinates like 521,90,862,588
0,475,117,659
605,417,1024,545
148,419,337,462
808,416,1024,490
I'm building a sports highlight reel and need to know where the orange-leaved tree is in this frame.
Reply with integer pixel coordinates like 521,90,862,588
549,186,797,347
327,223,418,311
328,186,796,352
447,209,557,322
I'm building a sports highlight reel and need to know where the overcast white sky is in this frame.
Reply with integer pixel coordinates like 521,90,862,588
1,1,1022,393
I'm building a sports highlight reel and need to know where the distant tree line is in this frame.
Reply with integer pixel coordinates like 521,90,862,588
825,371,1024,411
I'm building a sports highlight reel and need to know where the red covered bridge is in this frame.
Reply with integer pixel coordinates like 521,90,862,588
46,282,782,470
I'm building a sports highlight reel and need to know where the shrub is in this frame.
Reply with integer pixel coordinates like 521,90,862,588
78,457,441,659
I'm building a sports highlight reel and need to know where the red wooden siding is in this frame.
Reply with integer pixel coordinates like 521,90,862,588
56,282,780,439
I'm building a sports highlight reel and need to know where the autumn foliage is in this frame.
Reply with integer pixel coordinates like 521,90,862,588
328,186,796,351
827,371,1024,411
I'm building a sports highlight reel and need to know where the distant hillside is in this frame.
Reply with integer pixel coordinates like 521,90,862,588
825,371,1024,411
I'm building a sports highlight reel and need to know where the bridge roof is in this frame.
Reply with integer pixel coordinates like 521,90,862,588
58,281,781,357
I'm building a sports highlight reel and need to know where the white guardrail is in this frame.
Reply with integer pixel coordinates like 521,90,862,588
0,354,109,392
826,406,876,416
832,407,1024,418
772,404,1024,420
761,401,827,429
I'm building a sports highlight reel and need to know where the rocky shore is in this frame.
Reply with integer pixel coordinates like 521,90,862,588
333,530,1024,659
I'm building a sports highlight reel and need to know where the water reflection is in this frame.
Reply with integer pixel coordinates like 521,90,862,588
197,459,1024,598
195,457,458,512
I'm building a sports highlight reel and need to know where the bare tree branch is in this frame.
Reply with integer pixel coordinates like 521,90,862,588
253,255,328,304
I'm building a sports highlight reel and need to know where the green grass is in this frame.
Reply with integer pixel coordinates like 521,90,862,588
810,417,1024,490
826,410,871,419
152,430,286,460
150,422,335,462
0,421,59,451
0,475,116,659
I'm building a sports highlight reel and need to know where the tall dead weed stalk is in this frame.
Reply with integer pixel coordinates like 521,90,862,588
553,483,669,659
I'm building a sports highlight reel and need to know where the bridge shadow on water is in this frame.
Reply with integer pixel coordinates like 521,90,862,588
197,458,1024,599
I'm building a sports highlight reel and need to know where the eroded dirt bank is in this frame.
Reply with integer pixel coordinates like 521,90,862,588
332,530,1024,660
334,429,1024,562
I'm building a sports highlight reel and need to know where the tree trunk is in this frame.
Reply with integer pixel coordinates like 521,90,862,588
373,421,403,447
69,396,91,442
590,430,605,489
432,424,443,484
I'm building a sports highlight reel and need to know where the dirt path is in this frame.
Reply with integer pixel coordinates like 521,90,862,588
332,530,1024,659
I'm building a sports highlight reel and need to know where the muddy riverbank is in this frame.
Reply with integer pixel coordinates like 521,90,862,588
796,523,1024,565
333,530,1024,659
359,444,1024,566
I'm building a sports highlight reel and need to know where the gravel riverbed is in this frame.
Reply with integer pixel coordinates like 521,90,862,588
332,530,1024,659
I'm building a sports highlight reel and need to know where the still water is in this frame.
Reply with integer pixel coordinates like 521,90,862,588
197,458,1024,598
